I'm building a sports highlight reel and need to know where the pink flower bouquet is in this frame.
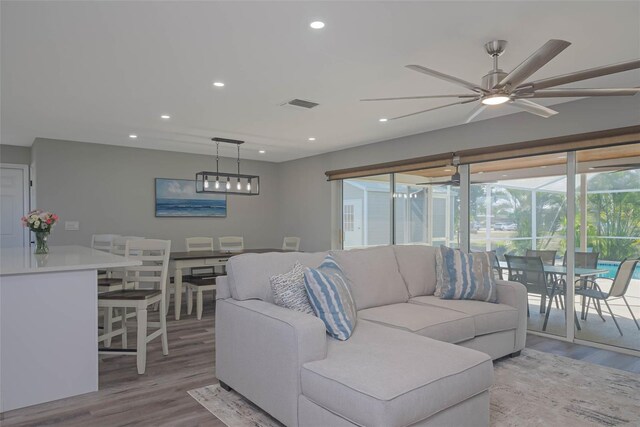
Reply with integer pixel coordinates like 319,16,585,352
21,209,59,233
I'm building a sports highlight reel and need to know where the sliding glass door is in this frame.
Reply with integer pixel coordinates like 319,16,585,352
470,154,568,337
339,143,640,354
574,146,640,352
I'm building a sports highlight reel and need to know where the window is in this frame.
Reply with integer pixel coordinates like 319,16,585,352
343,205,354,232
342,174,391,249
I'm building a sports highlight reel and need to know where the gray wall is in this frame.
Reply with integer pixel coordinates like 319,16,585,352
0,145,31,165
278,96,640,252
24,96,640,253
32,139,282,251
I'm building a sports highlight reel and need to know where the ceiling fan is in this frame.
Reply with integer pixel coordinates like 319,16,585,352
362,39,640,123
416,164,496,187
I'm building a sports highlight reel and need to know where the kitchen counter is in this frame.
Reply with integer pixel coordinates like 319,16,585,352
0,245,140,275
0,245,141,412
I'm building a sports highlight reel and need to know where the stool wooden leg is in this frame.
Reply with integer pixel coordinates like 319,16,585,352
197,290,204,320
187,286,193,315
105,308,113,347
160,300,169,356
136,308,148,374
121,308,128,349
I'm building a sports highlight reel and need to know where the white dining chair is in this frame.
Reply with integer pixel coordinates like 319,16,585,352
185,237,214,252
92,234,120,279
98,239,171,374
99,236,145,347
184,237,217,320
282,236,301,251
219,236,244,252
91,234,120,252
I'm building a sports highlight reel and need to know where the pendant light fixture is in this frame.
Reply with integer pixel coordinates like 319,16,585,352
196,137,260,195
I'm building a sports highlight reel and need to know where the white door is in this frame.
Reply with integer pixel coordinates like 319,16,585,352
343,199,363,248
1,164,29,248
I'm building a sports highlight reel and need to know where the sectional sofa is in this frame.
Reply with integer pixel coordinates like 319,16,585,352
215,245,527,427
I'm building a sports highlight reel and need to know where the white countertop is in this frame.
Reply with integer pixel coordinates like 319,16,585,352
0,245,141,276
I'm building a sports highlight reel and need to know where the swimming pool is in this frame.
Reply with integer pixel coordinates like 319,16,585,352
597,261,640,280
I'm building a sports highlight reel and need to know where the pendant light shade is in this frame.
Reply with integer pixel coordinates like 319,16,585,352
196,137,260,195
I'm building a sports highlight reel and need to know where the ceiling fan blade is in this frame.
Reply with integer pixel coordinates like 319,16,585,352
465,104,487,123
589,163,640,169
516,59,640,91
389,98,478,120
361,94,478,101
417,181,457,186
519,88,640,98
509,99,558,118
406,65,487,94
494,39,571,90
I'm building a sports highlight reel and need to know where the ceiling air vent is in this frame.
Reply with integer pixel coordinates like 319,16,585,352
281,99,319,109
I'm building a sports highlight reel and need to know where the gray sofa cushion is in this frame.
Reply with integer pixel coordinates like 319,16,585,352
331,246,408,310
227,252,327,302
301,320,492,427
393,245,438,297
357,303,475,344
410,295,518,336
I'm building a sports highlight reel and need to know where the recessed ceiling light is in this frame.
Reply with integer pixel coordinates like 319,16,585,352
589,167,596,170
259,150,266,154
477,171,484,174
160,115,170,119
129,134,138,139
444,169,452,172
379,118,388,122
213,82,225,87
310,21,325,29
308,137,316,141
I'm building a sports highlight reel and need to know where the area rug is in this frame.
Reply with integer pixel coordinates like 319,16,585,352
189,349,640,427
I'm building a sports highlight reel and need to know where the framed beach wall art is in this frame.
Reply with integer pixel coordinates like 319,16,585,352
155,178,227,217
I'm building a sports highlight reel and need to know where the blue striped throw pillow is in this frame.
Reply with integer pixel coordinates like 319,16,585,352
303,255,357,341
436,246,497,303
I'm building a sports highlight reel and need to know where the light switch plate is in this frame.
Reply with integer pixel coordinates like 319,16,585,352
65,221,79,231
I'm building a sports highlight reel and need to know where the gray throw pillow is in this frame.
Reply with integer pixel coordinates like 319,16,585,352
435,245,497,303
270,262,315,315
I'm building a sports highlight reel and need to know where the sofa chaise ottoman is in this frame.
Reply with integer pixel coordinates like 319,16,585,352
215,245,527,427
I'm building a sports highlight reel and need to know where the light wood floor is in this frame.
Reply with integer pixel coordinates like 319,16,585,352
2,300,639,426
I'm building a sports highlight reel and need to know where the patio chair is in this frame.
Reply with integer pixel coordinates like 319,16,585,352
526,250,558,311
526,250,557,265
563,251,601,319
575,258,640,336
505,254,564,331
490,251,503,280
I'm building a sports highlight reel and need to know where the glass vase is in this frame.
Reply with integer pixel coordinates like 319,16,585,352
35,231,50,254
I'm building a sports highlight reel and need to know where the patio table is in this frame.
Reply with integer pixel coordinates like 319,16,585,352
498,261,608,278
499,261,609,326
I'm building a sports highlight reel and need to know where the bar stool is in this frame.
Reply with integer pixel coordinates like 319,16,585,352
98,239,171,374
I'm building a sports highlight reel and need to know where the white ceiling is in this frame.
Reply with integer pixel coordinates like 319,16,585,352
2,1,639,162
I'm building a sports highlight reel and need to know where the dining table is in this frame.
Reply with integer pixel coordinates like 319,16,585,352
169,248,289,319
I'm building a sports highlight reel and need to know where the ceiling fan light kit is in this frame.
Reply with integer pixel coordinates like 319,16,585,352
362,39,640,123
